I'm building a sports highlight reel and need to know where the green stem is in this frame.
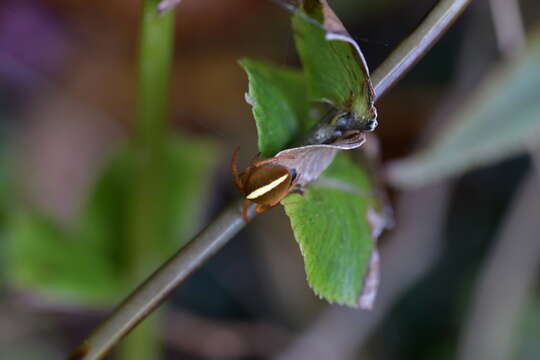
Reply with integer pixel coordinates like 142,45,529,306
119,1,175,360
136,0,175,146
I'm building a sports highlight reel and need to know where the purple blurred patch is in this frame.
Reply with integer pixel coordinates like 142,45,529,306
0,0,71,83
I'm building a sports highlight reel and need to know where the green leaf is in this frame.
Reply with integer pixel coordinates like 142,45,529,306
292,0,373,117
239,58,311,157
4,135,216,306
387,34,540,187
282,153,377,307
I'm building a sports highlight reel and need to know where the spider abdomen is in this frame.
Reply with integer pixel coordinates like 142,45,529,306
243,165,293,205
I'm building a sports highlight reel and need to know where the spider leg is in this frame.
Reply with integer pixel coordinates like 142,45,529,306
255,203,273,214
249,151,262,163
242,199,251,222
230,147,244,192
252,154,296,168
290,185,305,196
256,194,287,214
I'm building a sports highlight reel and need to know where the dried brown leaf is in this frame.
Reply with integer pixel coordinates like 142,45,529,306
273,131,366,186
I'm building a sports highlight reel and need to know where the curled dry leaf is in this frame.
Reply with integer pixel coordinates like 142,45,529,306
273,131,366,186
358,248,379,309
321,0,377,123
292,0,377,129
319,0,375,105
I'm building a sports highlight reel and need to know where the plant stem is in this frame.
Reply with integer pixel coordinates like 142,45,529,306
69,0,471,358
371,0,472,101
119,1,175,360
136,0,175,146
69,199,255,360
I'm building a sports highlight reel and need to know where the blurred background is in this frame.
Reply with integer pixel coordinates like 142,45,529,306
1,0,540,359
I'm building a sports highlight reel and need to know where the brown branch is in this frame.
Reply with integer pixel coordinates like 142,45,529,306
69,199,256,359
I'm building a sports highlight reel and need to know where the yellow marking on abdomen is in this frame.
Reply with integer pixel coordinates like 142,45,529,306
246,174,289,200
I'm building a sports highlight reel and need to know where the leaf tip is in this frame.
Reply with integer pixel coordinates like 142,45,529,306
244,92,257,107
367,207,393,238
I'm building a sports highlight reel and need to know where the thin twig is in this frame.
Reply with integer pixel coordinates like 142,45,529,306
69,199,256,360
372,0,472,100
69,1,472,358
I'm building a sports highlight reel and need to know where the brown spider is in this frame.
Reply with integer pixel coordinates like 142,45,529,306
231,148,298,222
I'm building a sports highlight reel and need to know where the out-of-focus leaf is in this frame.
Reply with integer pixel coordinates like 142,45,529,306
387,35,540,187
282,153,380,307
5,135,216,306
239,58,311,157
292,0,376,125
6,211,121,305
515,301,540,360
82,134,217,291
159,135,217,251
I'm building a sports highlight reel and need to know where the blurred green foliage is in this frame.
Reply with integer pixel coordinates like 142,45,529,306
388,31,540,187
5,136,216,306
516,301,540,360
